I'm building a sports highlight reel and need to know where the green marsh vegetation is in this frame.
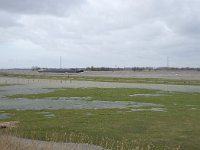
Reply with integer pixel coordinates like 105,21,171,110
8,88,163,101
2,88,200,149
0,84,14,87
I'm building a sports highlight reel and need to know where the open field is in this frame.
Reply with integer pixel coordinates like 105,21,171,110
1,69,200,80
0,70,200,150
1,70,200,86
1,76,200,93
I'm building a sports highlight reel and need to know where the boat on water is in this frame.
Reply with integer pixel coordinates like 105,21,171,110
38,68,84,73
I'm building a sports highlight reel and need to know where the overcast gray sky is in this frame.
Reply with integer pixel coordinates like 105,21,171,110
0,0,199,68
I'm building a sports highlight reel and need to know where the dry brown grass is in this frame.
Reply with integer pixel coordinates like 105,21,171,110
0,135,106,150
0,121,19,129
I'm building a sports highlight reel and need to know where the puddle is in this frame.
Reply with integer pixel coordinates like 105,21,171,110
150,108,166,112
68,97,92,100
44,114,56,118
129,94,163,97
86,112,93,116
37,112,50,114
0,98,162,110
0,113,11,119
186,105,196,107
37,112,56,118
130,108,166,112
129,109,147,112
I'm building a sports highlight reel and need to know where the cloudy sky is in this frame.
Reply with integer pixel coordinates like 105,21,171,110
0,0,200,68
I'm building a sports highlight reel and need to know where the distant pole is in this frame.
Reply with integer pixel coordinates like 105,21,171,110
167,56,169,68
60,56,62,68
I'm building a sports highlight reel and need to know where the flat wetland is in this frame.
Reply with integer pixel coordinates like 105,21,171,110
0,70,200,150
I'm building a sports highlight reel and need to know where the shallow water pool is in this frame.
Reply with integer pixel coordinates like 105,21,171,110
0,98,162,110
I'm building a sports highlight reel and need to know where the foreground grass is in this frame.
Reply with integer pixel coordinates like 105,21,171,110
2,88,200,149
0,135,106,150
1,72,200,86
1,107,200,150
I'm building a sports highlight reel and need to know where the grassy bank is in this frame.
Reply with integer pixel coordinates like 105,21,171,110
8,88,161,101
2,88,200,149
0,84,14,87
7,88,200,107
1,73,200,86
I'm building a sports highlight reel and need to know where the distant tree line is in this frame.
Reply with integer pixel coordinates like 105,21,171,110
85,66,200,71
32,66,200,71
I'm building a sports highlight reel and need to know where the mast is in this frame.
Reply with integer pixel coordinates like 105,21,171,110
60,56,62,68
167,56,169,68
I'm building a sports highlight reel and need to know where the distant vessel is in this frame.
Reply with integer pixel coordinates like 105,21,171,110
38,68,84,73
37,56,84,73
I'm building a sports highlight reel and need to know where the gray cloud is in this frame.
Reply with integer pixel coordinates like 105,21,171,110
0,0,85,16
0,11,21,28
0,0,200,68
